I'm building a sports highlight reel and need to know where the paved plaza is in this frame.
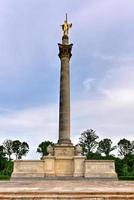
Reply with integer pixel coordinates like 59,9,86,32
0,180,134,199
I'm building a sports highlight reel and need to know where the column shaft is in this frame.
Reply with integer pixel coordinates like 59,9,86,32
58,56,71,144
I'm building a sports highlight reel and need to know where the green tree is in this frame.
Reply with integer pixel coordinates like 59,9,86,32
19,142,29,159
3,139,13,160
131,141,134,154
123,154,134,174
79,129,99,157
37,141,54,159
86,152,102,160
97,138,116,156
118,138,133,158
2,161,13,177
0,145,7,172
12,140,29,159
114,157,124,177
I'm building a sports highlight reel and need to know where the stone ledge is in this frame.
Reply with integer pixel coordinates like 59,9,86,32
13,160,45,162
0,180,134,200
85,160,116,162
11,173,45,178
54,156,73,160
0,192,133,199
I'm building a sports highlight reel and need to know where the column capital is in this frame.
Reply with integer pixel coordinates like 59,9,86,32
58,43,73,59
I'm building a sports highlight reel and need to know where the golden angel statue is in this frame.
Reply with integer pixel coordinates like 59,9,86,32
61,14,72,36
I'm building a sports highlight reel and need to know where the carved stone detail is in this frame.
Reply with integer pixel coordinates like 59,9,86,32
58,43,73,59
75,144,82,156
47,145,54,156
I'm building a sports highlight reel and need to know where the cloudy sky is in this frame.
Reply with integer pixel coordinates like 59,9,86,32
0,0,134,159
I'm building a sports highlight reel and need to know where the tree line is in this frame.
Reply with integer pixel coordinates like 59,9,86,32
1,140,29,160
79,129,134,158
78,129,134,179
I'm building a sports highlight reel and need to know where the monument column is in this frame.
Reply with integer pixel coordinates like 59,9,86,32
58,15,73,145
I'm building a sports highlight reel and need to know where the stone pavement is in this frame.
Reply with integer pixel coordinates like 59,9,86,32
0,179,134,199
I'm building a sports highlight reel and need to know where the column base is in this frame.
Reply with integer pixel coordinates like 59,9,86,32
54,145,74,157
57,139,73,145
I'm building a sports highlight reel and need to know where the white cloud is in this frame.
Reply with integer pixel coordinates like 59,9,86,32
83,78,95,91
101,89,134,106
72,97,134,144
0,104,59,159
72,63,134,145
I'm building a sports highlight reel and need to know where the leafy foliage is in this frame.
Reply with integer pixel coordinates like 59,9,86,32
123,154,134,174
86,152,102,159
2,161,13,176
79,129,99,157
118,138,133,157
114,157,124,177
97,138,116,156
3,139,13,160
37,141,54,159
119,176,134,180
12,140,29,159
0,145,7,171
0,175,10,180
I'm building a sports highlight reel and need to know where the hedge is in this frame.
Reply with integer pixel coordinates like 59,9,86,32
119,176,134,180
0,175,10,180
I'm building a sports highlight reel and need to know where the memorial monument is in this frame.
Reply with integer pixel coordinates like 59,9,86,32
12,15,117,179
58,14,72,145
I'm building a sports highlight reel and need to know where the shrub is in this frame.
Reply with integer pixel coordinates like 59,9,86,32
119,176,134,181
0,174,10,180
2,161,13,177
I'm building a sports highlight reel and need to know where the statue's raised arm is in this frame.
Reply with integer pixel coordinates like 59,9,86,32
61,14,72,36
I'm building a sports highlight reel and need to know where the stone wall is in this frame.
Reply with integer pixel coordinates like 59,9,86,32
12,160,45,178
85,160,117,178
12,158,117,179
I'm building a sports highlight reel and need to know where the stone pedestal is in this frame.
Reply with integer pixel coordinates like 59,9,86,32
73,156,86,177
45,145,74,177
55,157,73,176
84,160,117,179
45,156,55,177
11,153,117,179
11,147,117,179
54,145,74,156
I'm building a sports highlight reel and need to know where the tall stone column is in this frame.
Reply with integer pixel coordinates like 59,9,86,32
58,35,73,145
